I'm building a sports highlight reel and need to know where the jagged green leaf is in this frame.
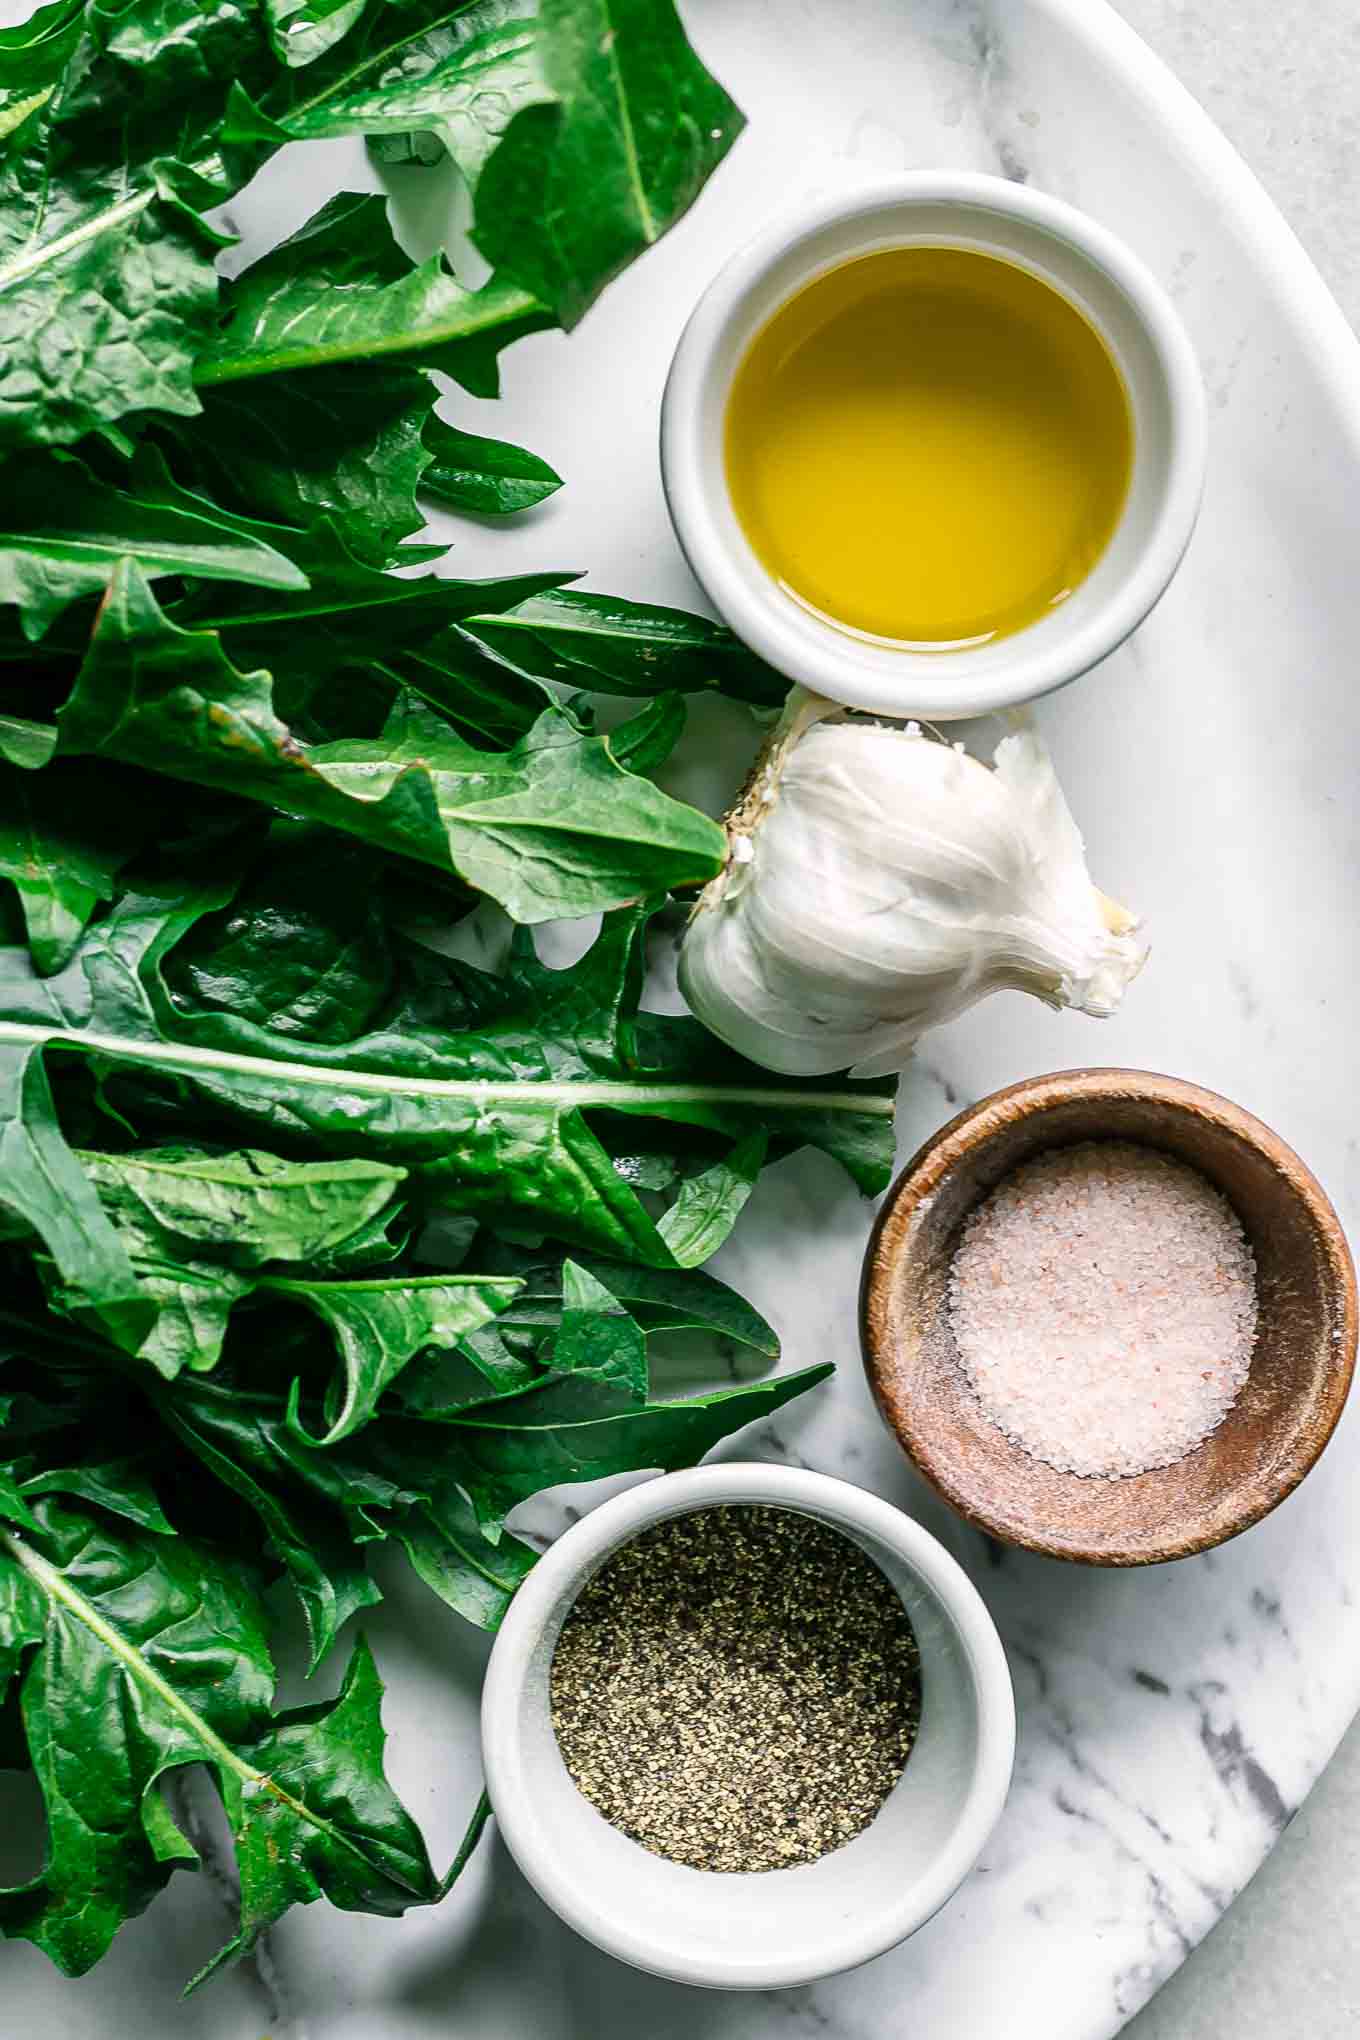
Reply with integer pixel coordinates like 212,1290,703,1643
0,1497,436,1977
468,1242,780,1354
0,445,307,642
606,692,686,776
254,0,546,185
177,366,444,562
376,627,555,749
264,0,371,68
38,1148,410,1380
34,561,724,921
552,1258,647,1401
0,878,894,1273
195,1633,436,1985
155,1382,384,1668
19,1457,174,1534
279,1271,522,1445
420,419,562,516
472,0,744,325
163,828,397,1042
396,1498,537,1629
455,587,788,707
0,0,273,451
0,759,168,974
197,190,551,398
0,1039,144,1337
431,1363,833,1532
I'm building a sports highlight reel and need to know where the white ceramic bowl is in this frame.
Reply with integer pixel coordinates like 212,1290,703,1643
660,172,1207,719
480,1461,1015,1989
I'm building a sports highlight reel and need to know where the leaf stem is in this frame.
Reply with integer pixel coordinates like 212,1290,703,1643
0,0,486,303
436,1787,490,1899
0,1021,895,1117
416,1518,531,1597
290,1,485,122
191,283,542,388
260,1274,522,1297
0,1529,427,1889
598,1,656,244
0,1525,265,1785
0,186,163,291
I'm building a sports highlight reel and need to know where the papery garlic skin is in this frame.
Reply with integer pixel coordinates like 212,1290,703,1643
678,708,1146,1078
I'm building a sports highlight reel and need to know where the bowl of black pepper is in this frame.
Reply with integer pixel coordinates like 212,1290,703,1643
480,1461,1015,1989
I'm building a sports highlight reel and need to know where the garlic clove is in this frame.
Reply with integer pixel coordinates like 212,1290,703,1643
678,709,1147,1079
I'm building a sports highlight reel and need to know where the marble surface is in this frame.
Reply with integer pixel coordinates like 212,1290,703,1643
1112,11,1360,2035
1116,0,1360,338
6,1,1360,2036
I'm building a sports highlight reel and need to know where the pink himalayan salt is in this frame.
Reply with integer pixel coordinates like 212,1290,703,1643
946,1141,1257,1479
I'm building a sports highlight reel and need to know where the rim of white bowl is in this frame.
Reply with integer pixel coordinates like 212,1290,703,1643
480,1461,1017,1990
660,170,1208,720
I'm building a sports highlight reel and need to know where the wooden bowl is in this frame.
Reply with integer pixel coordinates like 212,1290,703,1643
861,1069,1357,1565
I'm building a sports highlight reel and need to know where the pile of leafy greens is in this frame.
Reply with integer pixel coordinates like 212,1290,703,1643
0,0,897,1988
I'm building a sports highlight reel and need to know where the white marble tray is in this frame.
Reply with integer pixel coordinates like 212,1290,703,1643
8,1,1360,2034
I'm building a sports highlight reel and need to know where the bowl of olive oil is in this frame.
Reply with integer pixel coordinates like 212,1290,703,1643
661,173,1205,719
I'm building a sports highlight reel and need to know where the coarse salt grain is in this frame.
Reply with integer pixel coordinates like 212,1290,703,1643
946,1140,1257,1478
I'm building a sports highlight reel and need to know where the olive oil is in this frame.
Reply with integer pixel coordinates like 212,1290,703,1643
725,245,1133,648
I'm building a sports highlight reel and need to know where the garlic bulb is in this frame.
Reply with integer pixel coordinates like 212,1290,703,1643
678,693,1146,1078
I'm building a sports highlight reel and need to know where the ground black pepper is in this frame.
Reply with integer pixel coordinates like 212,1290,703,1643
549,1504,923,1873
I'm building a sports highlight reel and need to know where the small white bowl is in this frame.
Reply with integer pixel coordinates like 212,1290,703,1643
480,1461,1015,1990
660,172,1207,720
